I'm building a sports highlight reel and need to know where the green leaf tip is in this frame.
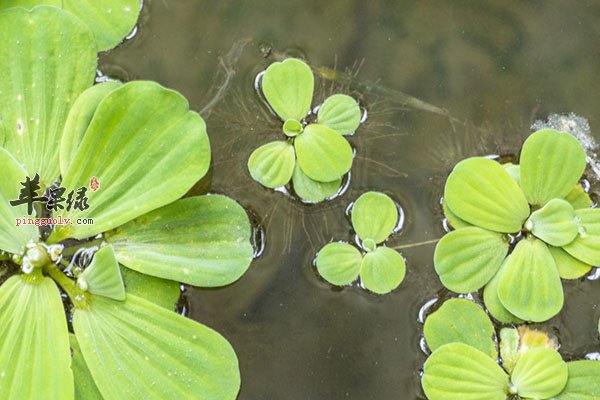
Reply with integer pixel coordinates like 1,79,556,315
79,245,125,301
525,198,578,247
351,191,398,243
317,94,362,135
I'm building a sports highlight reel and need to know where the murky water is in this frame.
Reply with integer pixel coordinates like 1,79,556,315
100,1,600,398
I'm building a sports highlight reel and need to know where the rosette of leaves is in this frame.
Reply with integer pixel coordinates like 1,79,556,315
435,128,599,323
248,58,363,202
421,298,600,399
0,6,254,400
315,192,406,294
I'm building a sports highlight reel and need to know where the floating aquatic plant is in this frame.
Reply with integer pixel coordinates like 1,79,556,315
315,192,406,294
0,6,253,399
435,128,599,323
421,298,600,400
248,58,363,202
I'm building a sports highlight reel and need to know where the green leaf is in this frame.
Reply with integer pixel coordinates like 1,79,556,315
359,246,406,294
0,275,73,400
50,81,211,242
499,328,520,372
261,58,314,122
0,6,97,187
503,163,521,185
351,191,398,243
563,208,600,266
248,140,295,189
291,163,341,202
0,148,39,254
106,195,253,287
315,242,362,286
525,199,578,247
520,129,586,207
0,0,61,9
548,246,592,280
510,348,568,399
60,82,122,176
317,94,361,135
497,237,563,322
564,184,593,209
79,245,125,301
120,266,180,310
73,294,240,400
295,123,353,182
422,343,509,400
444,157,530,233
483,265,524,324
70,334,103,400
282,119,303,137
554,360,600,399
434,226,508,293
423,298,497,359
442,197,471,230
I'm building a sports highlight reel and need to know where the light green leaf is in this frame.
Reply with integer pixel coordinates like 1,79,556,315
563,208,600,266
0,0,61,9
483,265,524,324
442,197,471,230
106,195,253,287
0,148,39,254
282,118,303,137
423,298,497,359
564,184,593,209
295,123,353,182
525,199,578,247
520,129,586,207
70,334,103,400
548,246,592,280
359,246,406,294
262,58,314,122
510,348,568,399
422,343,509,400
434,226,508,293
50,81,211,242
351,191,398,243
317,94,361,135
73,294,240,400
444,157,529,233
79,245,125,300
291,163,341,202
0,275,73,400
499,328,520,373
497,237,563,322
60,82,122,176
553,361,600,399
0,6,97,187
248,140,295,189
120,266,180,310
316,242,362,286
503,163,521,185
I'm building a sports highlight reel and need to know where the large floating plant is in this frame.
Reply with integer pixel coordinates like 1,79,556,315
248,58,363,202
435,129,599,323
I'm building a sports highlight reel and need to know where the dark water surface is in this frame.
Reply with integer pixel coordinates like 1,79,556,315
101,1,600,399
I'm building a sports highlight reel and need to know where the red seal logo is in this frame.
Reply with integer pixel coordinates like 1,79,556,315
89,177,100,192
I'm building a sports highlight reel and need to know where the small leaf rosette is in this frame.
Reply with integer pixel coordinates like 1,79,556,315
435,128,598,323
248,58,363,202
421,298,600,400
316,192,406,294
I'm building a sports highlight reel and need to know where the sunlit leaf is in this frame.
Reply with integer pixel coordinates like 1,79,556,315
434,226,508,293
291,163,341,202
525,199,578,247
0,6,97,187
503,163,521,185
73,294,240,400
0,0,60,8
106,195,253,287
444,157,529,233
548,246,591,280
295,123,353,182
564,184,593,209
317,94,361,135
499,328,520,372
442,197,471,230
351,192,398,243
483,264,524,324
553,360,600,399
360,246,406,294
120,266,180,310
423,298,497,359
248,140,295,189
563,208,600,266
315,242,362,286
50,81,211,242
79,245,125,300
70,334,102,400
520,129,586,207
510,348,568,399
0,275,73,400
282,118,303,137
261,58,313,122
497,237,563,322
422,343,509,400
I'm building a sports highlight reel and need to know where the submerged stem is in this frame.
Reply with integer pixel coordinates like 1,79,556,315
392,238,440,250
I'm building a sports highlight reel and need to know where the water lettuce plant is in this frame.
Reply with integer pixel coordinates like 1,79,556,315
421,298,600,399
0,5,253,399
248,58,363,202
435,128,598,323
315,192,406,294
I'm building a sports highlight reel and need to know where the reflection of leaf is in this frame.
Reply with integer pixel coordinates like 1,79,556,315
526,199,578,247
79,245,125,301
360,246,406,294
248,141,295,189
316,242,362,286
262,58,313,122
563,208,600,266
553,360,600,399
351,192,398,243
291,164,340,203
317,94,361,135
510,348,568,399
120,266,180,310
548,246,591,280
